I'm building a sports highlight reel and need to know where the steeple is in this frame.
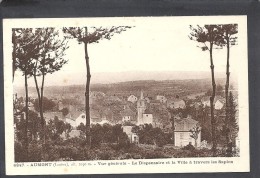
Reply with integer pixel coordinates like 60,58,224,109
140,90,144,99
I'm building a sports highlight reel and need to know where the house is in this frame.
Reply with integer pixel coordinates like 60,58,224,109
65,110,104,128
156,95,167,103
66,113,111,128
61,129,81,139
215,99,224,110
43,111,64,123
167,99,186,109
120,106,136,123
174,117,201,147
144,96,152,103
201,96,225,110
90,91,105,99
122,126,139,144
127,94,138,103
150,100,161,106
106,95,122,102
141,114,153,125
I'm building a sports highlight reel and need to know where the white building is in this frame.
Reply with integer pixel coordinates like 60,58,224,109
215,100,224,110
142,113,153,125
174,117,201,147
65,112,110,128
201,96,225,110
167,99,186,109
128,95,138,103
156,95,167,103
122,116,131,122
122,126,139,144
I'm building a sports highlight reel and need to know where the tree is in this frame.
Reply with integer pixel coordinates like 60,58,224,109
34,97,56,112
63,26,132,147
61,107,69,117
77,123,86,133
190,125,201,148
168,108,176,145
218,24,238,146
189,25,223,155
227,92,238,143
216,84,223,96
12,28,42,160
136,124,170,147
29,28,68,143
64,123,72,139
46,116,65,141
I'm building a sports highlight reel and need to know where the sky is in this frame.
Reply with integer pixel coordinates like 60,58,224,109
9,16,247,86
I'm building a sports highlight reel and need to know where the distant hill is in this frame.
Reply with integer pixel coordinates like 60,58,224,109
14,77,237,99
14,70,234,87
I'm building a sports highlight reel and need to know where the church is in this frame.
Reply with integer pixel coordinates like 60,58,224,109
137,91,153,125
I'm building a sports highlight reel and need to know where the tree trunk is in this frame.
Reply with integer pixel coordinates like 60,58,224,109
12,30,16,82
209,42,217,156
40,73,46,148
225,33,230,146
84,27,91,148
24,70,29,161
170,113,175,145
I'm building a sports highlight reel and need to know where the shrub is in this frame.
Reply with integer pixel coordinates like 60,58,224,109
28,142,42,162
14,141,27,162
182,143,195,151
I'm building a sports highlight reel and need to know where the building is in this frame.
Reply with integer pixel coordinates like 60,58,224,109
43,111,64,123
174,117,201,147
150,100,161,106
127,94,138,103
156,95,167,103
122,125,139,144
215,99,224,110
61,129,81,139
201,96,225,110
167,99,186,109
65,110,109,128
144,96,152,103
136,91,153,125
120,105,136,123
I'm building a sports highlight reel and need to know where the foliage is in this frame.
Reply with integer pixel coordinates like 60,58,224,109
216,84,224,96
135,124,171,147
15,110,41,142
227,92,238,142
182,143,196,151
34,97,56,112
62,26,132,44
60,107,69,116
46,117,67,140
29,28,69,77
189,125,201,147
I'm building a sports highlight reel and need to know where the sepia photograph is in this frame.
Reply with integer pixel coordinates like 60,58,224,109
4,16,249,175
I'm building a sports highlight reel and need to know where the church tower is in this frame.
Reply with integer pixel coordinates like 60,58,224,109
137,90,146,125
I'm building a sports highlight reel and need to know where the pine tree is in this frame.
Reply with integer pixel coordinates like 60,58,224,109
63,26,132,148
227,91,238,143
189,25,223,155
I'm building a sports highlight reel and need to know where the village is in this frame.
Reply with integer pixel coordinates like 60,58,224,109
13,80,239,152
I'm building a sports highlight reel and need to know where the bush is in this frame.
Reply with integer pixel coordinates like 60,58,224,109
182,143,195,151
28,142,42,162
14,141,27,162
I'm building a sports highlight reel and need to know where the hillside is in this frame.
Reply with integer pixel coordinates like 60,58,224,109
14,78,236,99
